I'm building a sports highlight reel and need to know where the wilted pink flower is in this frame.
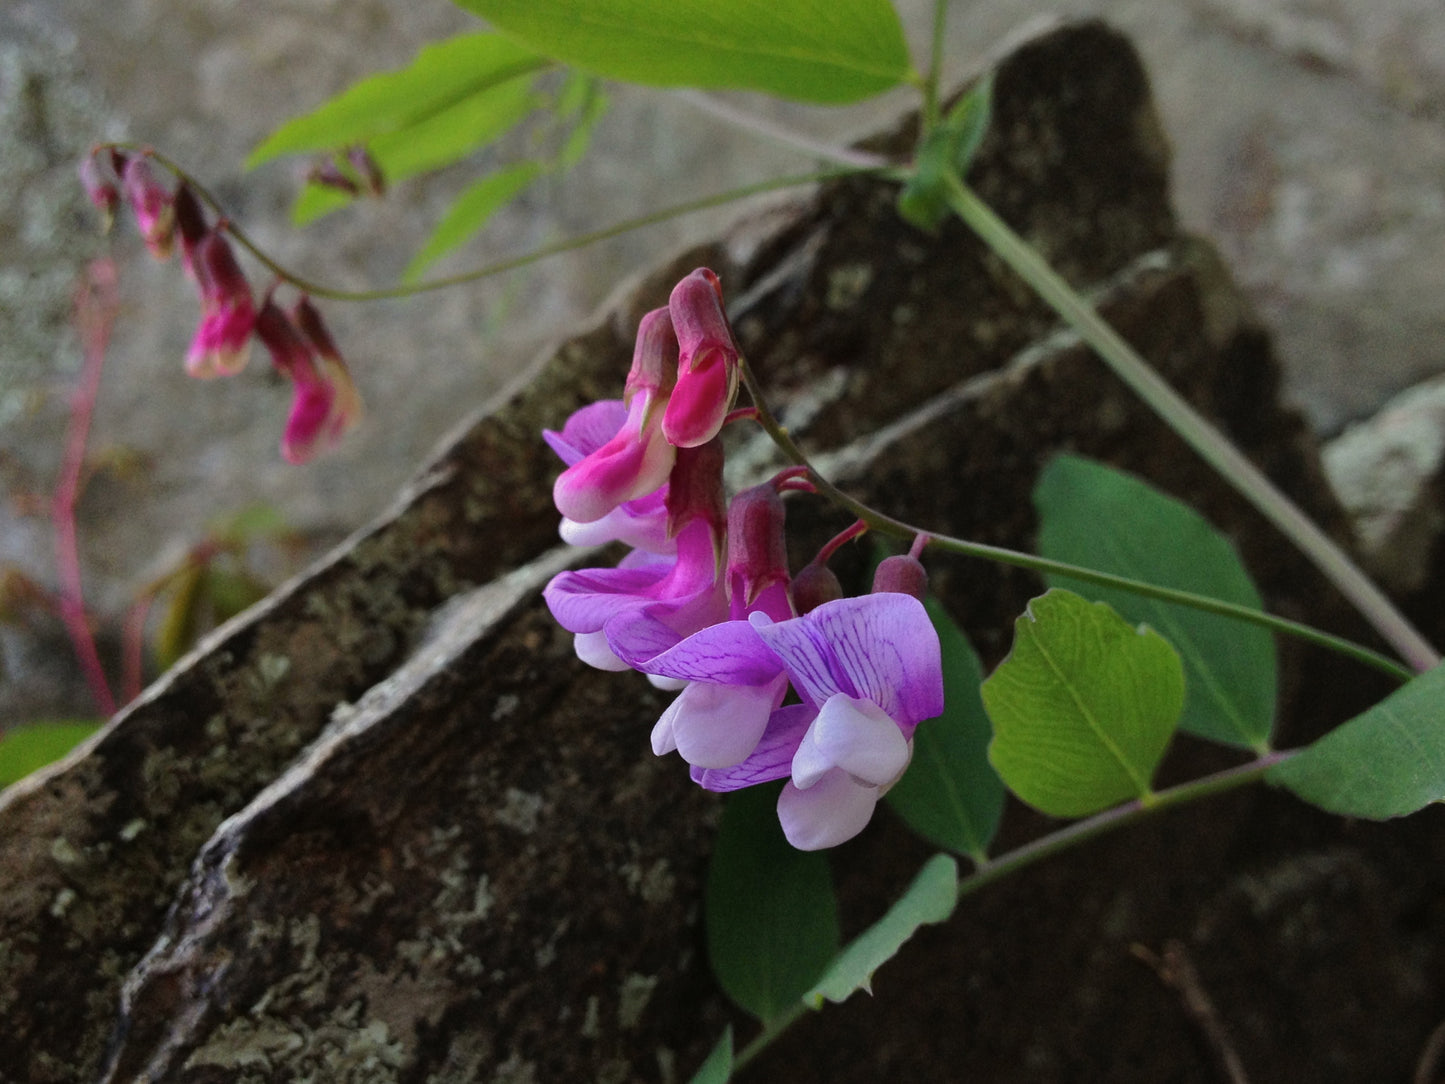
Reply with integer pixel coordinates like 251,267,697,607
255,296,357,464
121,155,176,260
185,229,254,379
662,268,738,448
292,296,363,440
78,152,119,229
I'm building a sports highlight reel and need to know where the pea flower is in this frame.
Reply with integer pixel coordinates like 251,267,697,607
120,155,177,260
254,296,360,464
662,268,738,448
185,229,255,379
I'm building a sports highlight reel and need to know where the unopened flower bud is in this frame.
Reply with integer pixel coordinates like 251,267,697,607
185,229,255,379
872,555,928,600
662,268,738,448
623,307,677,419
726,483,791,617
256,296,338,464
347,145,386,196
173,186,209,276
308,160,361,197
791,561,843,614
665,438,727,545
78,152,119,230
121,155,176,260
292,296,364,437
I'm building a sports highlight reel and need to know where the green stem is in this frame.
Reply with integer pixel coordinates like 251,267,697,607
737,357,1414,685
734,751,1294,1074
939,173,1439,674
125,147,875,302
922,0,950,129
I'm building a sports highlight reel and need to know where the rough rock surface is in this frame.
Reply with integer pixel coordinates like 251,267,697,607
1,21,1442,1084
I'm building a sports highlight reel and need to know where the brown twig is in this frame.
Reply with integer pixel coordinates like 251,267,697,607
1132,940,1250,1084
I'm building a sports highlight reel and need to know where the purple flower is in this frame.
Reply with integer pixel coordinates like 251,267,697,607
645,593,943,849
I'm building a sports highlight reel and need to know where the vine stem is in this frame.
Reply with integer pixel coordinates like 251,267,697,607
734,750,1296,1072
939,173,1439,674
55,260,120,717
736,357,1414,684
121,146,873,303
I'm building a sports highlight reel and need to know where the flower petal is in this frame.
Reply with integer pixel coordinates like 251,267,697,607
690,704,815,792
573,630,630,671
617,617,782,684
543,399,629,465
800,595,945,726
792,693,909,788
777,770,881,850
671,673,787,768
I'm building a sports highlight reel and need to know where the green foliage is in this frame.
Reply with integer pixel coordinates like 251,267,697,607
0,722,103,788
403,161,545,282
1270,662,1445,818
898,74,993,230
983,589,1184,818
1035,454,1277,751
689,1027,733,1084
706,783,839,1021
886,597,1003,861
804,854,958,1006
247,33,548,167
453,0,912,103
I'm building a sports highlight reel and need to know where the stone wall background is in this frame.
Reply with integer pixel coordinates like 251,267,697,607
3,0,1444,722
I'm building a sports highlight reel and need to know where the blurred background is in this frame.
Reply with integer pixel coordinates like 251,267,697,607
3,0,1443,724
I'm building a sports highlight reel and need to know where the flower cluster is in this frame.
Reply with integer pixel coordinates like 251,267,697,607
543,269,945,849
79,147,362,463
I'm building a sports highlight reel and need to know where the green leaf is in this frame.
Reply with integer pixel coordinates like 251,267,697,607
688,1026,733,1084
365,78,540,184
556,81,608,170
982,589,1184,818
897,74,992,231
1269,661,1445,818
248,32,547,167
0,721,103,788
1035,454,1277,751
453,0,912,104
804,854,957,1006
707,783,839,1021
291,183,355,227
886,597,1004,861
403,161,545,282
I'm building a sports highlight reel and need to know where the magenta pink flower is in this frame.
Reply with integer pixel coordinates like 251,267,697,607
120,155,176,261
255,296,358,464
662,268,738,448
185,230,255,379
78,152,119,228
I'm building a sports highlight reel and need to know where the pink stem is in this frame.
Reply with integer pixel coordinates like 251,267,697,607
53,259,120,717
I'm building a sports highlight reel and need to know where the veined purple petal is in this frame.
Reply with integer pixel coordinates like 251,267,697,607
691,704,815,792
777,769,881,850
804,595,944,726
615,617,782,684
749,611,854,708
543,565,666,633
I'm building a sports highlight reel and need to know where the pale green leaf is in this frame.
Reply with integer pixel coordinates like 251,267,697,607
291,183,354,227
1035,454,1276,751
898,75,993,231
366,78,540,183
0,722,103,788
983,589,1184,818
402,161,545,282
886,597,1003,861
1269,661,1445,818
688,1026,733,1084
805,854,958,1006
248,32,547,167
707,783,839,1021
453,0,911,104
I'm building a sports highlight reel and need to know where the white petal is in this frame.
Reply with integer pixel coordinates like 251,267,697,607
777,771,881,850
651,693,684,756
805,693,909,786
673,676,783,769
574,630,630,671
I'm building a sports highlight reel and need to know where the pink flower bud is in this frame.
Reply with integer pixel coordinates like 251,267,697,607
292,296,364,439
256,296,344,464
78,152,119,229
347,145,386,196
185,230,254,379
872,555,928,600
662,268,738,448
121,155,176,260
624,307,677,412
726,483,792,618
791,561,843,614
173,186,210,276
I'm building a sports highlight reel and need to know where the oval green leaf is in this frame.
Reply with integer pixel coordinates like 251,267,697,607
804,853,957,1006
886,597,1003,862
706,783,839,1022
1035,453,1277,752
1269,661,1445,819
453,0,912,104
982,589,1184,818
